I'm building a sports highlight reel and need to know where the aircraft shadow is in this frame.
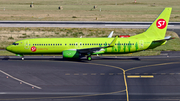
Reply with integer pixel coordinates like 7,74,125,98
1,56,140,62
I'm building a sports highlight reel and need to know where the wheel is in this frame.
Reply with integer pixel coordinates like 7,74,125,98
87,56,92,61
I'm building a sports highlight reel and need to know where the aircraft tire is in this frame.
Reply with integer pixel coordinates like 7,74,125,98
87,56,92,61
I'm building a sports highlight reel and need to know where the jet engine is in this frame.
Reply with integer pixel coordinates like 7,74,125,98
62,50,80,59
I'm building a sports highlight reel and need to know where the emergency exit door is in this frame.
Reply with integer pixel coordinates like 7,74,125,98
24,40,29,49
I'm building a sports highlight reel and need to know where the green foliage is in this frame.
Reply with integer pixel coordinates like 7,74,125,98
55,32,59,34
8,36,14,40
79,32,84,35
18,35,30,38
72,16,77,18
24,28,31,31
36,35,40,37
22,33,26,35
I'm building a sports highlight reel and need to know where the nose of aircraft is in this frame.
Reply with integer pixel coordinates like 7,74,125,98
6,46,12,52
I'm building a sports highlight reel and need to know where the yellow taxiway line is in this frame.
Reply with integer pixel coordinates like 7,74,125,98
127,75,154,78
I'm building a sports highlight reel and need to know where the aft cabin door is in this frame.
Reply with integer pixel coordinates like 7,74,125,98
139,40,144,49
24,40,29,49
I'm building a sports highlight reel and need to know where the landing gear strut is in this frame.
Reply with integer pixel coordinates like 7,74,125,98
16,54,24,60
22,56,24,60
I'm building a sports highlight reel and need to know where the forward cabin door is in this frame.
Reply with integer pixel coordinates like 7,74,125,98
24,40,29,49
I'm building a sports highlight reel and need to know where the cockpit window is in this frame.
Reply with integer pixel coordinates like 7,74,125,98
12,42,19,45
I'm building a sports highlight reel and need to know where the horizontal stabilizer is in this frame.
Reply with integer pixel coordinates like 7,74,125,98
154,36,172,42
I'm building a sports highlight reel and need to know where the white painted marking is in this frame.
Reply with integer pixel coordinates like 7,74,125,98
0,70,41,89
105,25,174,27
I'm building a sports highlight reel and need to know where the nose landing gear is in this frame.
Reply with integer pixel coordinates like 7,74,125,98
22,56,24,60
16,54,24,60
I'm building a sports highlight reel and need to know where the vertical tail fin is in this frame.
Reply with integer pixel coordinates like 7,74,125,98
131,7,172,39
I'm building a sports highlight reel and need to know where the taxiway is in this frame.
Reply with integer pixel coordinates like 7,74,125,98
0,53,180,101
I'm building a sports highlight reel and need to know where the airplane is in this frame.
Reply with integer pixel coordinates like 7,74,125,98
6,7,172,61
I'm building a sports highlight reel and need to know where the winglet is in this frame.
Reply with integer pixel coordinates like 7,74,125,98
108,31,114,38
109,36,118,47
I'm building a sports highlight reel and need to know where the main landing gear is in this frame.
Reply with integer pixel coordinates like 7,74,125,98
87,56,92,61
87,54,92,61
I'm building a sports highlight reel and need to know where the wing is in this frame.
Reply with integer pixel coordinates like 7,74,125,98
69,36,118,54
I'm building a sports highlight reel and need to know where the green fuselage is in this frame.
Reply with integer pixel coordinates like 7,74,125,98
6,37,165,55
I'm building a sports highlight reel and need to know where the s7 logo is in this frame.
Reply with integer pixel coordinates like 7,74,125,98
156,19,166,29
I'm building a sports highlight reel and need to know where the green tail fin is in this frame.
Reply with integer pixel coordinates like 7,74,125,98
131,7,172,39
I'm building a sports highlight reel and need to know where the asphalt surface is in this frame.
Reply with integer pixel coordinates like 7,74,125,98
0,21,179,29
0,52,180,101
